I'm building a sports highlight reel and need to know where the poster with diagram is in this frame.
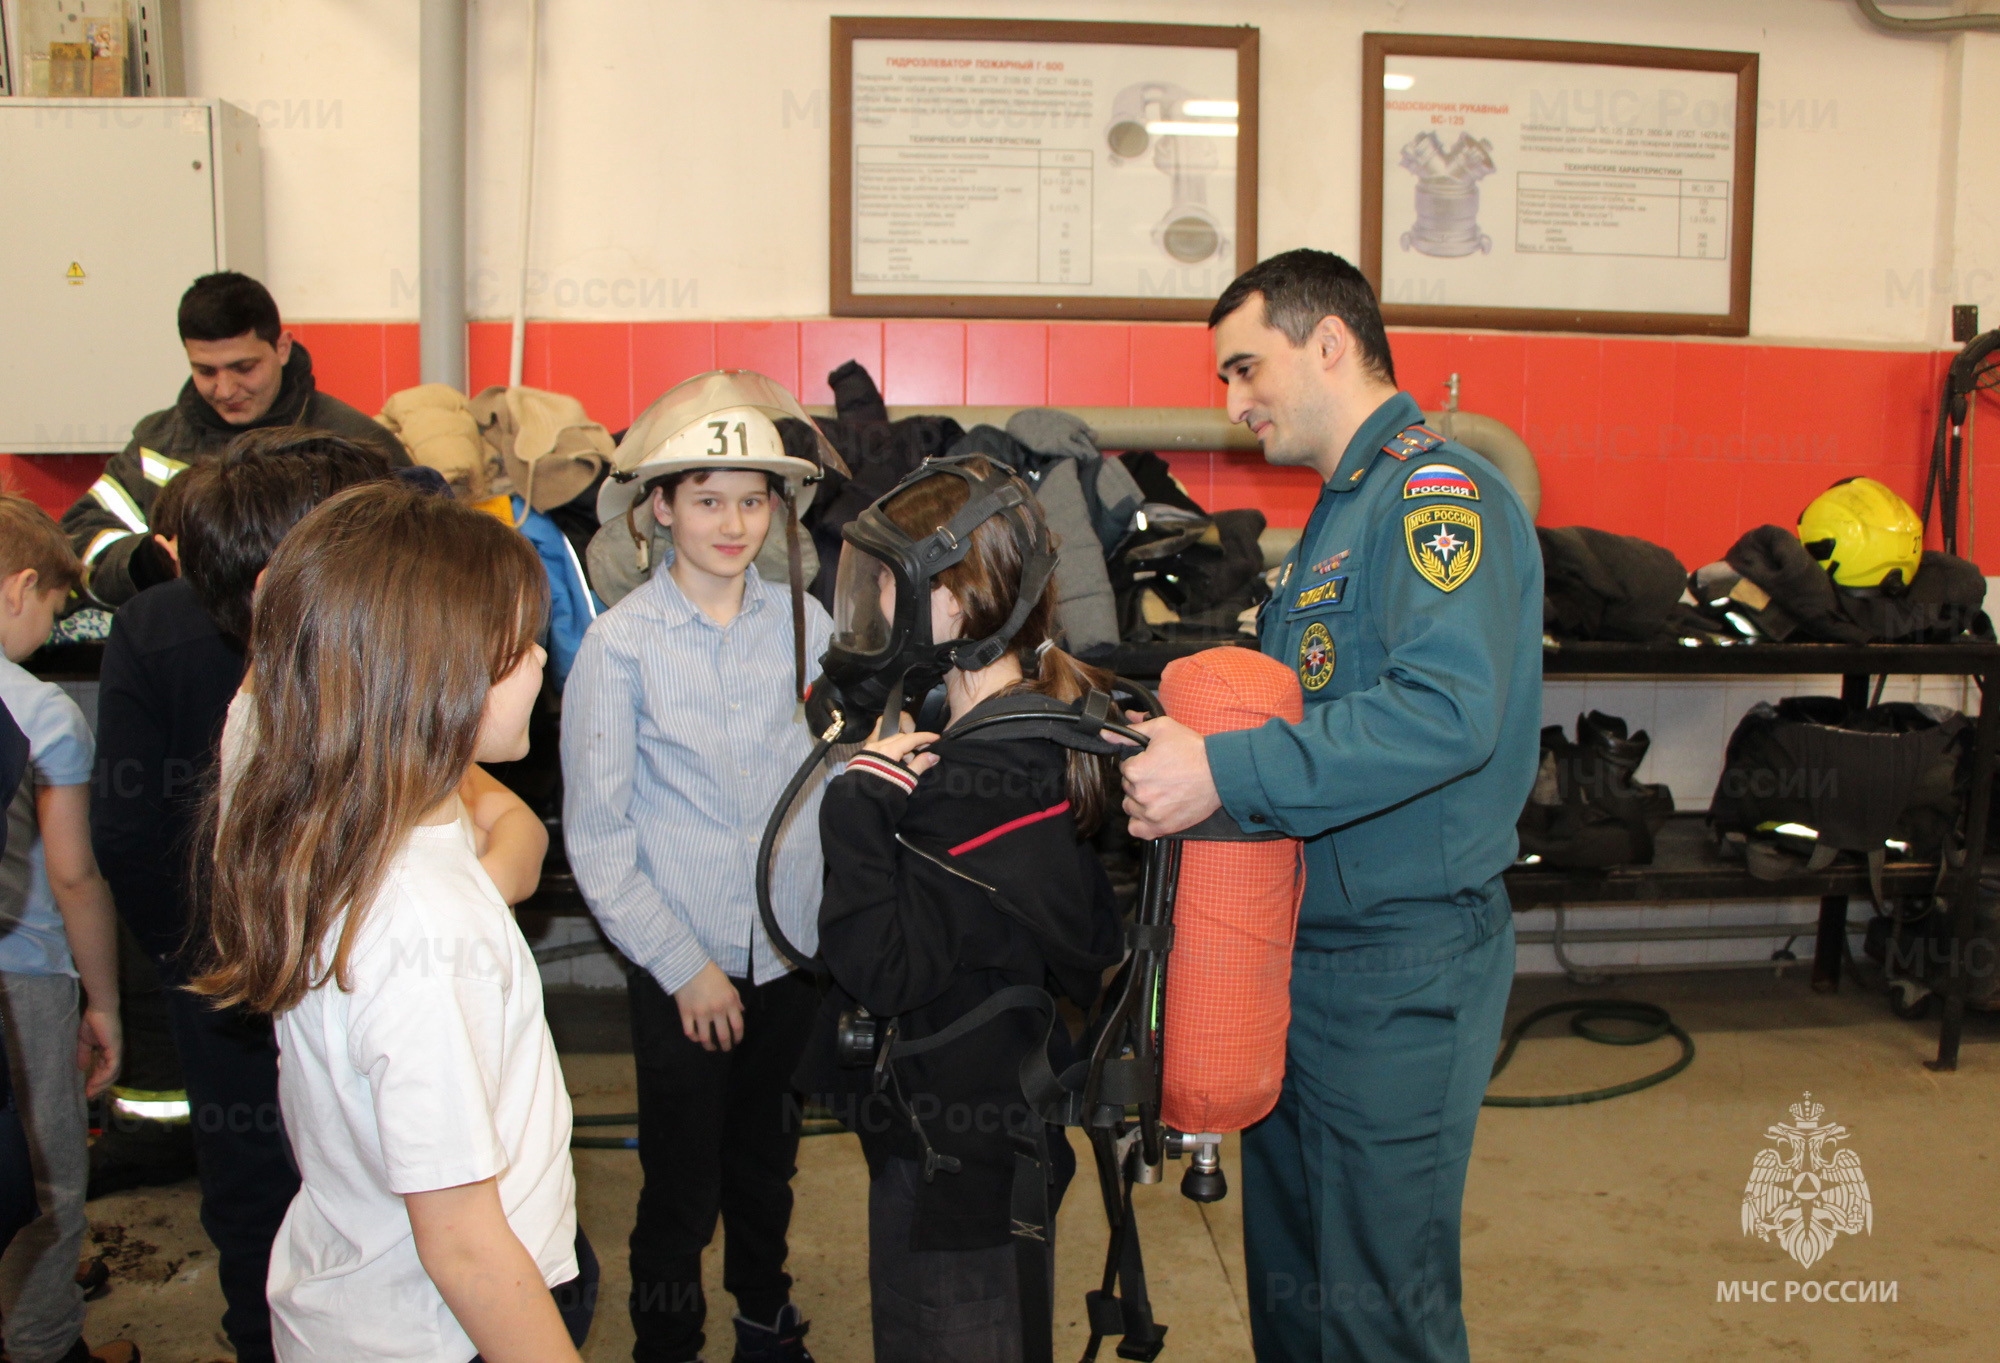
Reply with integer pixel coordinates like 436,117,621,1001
1362,36,1758,336
832,19,1259,320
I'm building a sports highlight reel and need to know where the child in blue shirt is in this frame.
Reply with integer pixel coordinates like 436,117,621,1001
0,495,136,1363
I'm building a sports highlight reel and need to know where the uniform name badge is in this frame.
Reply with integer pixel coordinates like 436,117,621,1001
1404,504,1482,592
1298,621,1335,691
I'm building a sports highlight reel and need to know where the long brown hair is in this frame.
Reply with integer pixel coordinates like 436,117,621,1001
883,457,1118,833
188,483,548,1014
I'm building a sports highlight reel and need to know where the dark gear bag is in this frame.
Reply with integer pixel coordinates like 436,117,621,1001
1836,550,1992,644
1707,697,1971,904
1864,881,2000,1011
1724,526,1871,643
1726,527,1990,645
1113,508,1270,641
1517,712,1676,867
1538,526,1705,643
1117,451,1205,515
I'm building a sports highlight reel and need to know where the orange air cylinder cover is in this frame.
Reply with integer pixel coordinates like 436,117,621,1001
1158,646,1306,1136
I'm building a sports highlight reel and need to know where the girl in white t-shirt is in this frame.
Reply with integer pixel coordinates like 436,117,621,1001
190,482,587,1363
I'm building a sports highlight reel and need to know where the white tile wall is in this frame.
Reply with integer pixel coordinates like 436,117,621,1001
1511,897,1832,975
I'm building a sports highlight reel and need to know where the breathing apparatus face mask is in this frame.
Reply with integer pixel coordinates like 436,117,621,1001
810,456,1059,742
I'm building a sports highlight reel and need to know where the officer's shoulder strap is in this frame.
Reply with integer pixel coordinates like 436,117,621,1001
1380,423,1446,462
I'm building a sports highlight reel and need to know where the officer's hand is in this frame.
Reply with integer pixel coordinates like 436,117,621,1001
1118,716,1222,840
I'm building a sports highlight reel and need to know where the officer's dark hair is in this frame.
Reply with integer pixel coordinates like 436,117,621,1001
1208,249,1397,387
179,272,283,346
179,427,392,643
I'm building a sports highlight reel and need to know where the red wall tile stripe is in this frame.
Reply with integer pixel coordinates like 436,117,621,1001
10,323,1993,577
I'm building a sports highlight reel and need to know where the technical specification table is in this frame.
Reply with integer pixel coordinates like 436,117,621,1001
1514,171,1728,260
854,146,1093,287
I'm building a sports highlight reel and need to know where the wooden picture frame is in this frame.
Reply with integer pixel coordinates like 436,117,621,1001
1361,34,1758,336
831,17,1259,320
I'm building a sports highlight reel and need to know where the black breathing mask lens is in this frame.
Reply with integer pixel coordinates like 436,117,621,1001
810,455,1060,739
830,542,902,662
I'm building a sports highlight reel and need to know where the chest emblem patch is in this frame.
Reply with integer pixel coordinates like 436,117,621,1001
1404,505,1482,592
1298,621,1336,691
1404,463,1480,500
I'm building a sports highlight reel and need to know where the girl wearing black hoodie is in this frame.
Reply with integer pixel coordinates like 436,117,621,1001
798,460,1123,1363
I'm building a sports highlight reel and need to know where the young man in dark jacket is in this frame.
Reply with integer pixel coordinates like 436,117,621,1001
60,272,407,609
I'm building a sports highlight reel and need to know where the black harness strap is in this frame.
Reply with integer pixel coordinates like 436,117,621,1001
858,680,1178,1363
869,984,1066,1361
1011,1120,1058,1363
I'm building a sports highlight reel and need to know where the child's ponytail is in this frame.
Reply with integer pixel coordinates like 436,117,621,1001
1020,637,1119,835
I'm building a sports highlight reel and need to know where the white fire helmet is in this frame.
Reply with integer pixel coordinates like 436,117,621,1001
596,370,848,525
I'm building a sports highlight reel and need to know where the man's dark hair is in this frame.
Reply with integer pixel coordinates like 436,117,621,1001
178,428,391,642
1208,249,1397,386
178,271,283,346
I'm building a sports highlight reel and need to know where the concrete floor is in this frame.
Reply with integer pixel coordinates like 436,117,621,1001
77,968,1998,1362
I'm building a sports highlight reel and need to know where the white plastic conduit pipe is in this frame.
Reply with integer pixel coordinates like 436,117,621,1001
508,0,541,388
418,0,467,389
805,403,1542,518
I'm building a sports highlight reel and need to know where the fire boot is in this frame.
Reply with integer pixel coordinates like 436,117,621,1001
731,1302,814,1363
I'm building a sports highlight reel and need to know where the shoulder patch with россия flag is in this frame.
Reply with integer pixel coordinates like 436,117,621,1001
1404,504,1481,592
1403,463,1479,500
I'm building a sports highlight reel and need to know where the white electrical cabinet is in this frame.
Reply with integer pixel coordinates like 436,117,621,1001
0,97,262,452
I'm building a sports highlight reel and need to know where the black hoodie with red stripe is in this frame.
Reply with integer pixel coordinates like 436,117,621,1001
798,695,1122,1251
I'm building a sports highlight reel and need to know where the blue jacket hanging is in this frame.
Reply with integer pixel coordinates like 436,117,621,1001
512,495,603,687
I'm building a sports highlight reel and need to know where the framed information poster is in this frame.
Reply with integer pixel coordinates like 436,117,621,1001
832,18,1259,320
1361,35,1758,335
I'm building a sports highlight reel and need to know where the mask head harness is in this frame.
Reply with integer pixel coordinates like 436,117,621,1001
814,456,1059,740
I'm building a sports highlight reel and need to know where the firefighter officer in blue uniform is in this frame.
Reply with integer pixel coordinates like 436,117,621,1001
1121,249,1542,1363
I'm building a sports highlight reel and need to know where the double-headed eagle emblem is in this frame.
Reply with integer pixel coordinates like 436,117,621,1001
1741,1093,1872,1269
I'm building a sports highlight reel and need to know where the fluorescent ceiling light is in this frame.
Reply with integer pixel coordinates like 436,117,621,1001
1181,99,1239,117
1383,73,1415,90
1146,121,1238,137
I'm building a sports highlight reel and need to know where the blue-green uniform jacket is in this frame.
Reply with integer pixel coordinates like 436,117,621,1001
1207,391,1543,947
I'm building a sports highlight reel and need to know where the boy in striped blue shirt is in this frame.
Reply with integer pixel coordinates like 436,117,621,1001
562,382,832,1363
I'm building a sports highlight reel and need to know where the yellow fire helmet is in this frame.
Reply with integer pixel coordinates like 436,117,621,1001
1797,477,1924,590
